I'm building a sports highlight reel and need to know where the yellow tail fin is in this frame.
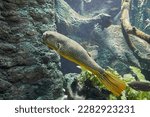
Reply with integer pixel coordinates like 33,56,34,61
96,70,126,96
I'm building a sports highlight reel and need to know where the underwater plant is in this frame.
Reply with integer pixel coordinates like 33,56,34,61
77,66,150,100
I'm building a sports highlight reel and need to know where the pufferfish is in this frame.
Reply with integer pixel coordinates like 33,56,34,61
42,31,126,96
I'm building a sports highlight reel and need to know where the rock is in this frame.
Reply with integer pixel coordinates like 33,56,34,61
56,0,111,37
65,0,121,19
0,43,17,53
0,56,17,68
0,0,64,99
89,25,150,76
64,73,110,100
91,25,141,75
0,79,12,92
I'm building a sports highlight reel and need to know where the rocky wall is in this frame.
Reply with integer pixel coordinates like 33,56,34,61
0,0,64,99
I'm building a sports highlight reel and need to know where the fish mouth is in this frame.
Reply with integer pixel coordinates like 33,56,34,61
42,31,51,46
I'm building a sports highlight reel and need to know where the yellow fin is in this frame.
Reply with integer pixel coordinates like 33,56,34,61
96,70,126,96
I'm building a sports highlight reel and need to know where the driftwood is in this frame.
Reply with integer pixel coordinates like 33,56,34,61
120,0,150,44
120,0,150,62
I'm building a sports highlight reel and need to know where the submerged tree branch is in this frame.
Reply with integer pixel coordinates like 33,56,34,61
120,0,150,63
120,0,150,44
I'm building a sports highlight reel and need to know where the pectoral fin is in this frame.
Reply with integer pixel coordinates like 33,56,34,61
87,52,91,57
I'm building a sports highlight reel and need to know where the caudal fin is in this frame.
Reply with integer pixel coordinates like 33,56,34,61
96,70,126,96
